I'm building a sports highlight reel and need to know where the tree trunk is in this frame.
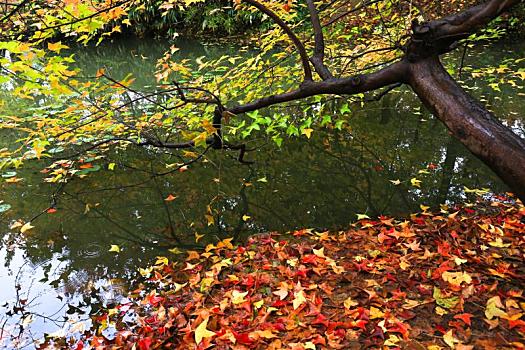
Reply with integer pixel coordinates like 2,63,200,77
407,56,525,201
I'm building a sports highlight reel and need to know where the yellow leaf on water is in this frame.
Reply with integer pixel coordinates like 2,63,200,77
194,317,216,345
410,178,421,188
356,213,370,220
108,245,120,253
20,222,34,233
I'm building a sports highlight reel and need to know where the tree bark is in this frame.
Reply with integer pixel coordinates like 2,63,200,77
407,56,525,201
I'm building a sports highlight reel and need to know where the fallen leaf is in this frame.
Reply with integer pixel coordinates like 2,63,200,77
194,317,216,344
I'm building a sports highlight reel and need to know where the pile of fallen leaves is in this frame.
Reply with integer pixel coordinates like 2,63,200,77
55,197,524,349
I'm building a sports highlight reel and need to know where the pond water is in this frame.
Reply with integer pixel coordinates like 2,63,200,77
0,36,524,348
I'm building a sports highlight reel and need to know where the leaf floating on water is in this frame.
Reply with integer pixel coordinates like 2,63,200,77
356,213,370,220
108,245,120,253
164,194,177,202
20,222,34,233
410,177,421,188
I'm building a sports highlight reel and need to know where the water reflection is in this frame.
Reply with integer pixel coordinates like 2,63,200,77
0,36,524,348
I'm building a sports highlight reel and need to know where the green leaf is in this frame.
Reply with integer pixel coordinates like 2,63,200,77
433,287,459,309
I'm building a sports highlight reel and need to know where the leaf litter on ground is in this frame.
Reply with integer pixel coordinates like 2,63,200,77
45,196,524,349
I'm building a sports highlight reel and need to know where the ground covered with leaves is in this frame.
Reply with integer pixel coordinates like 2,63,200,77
51,197,524,349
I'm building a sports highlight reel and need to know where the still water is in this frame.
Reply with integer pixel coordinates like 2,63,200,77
0,36,524,348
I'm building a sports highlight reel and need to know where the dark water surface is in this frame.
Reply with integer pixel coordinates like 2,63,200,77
0,37,524,348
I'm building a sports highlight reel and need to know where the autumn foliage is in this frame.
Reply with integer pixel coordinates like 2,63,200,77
48,196,525,349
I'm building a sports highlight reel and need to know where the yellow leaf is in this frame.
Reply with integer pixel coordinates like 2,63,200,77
231,290,248,305
195,232,204,242
168,247,183,254
194,317,216,345
20,222,34,233
343,297,358,309
488,238,510,248
411,177,421,188
304,342,316,350
174,282,187,292
139,267,153,277
253,300,264,309
485,296,508,320
420,204,430,212
47,41,68,53
155,256,169,266
442,271,472,286
389,179,401,185
443,329,459,349
242,215,251,221
312,247,325,258
292,290,307,309
369,306,385,319
108,244,120,253
356,213,370,220
108,163,116,170
301,128,313,139
454,257,467,266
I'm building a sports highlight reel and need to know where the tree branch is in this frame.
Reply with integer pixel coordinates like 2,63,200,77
306,0,333,80
228,60,408,114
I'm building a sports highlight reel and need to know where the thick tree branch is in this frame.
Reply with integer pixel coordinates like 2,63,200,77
243,0,313,81
228,60,408,114
408,0,522,60
306,0,333,80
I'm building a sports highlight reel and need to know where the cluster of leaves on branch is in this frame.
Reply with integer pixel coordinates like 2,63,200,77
0,0,523,178
41,196,525,349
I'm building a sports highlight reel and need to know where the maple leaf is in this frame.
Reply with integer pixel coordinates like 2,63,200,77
443,329,460,348
453,313,473,326
293,290,307,309
164,194,177,201
231,290,249,305
369,306,385,319
108,245,120,253
194,318,216,345
485,296,508,320
442,271,472,286
20,222,34,233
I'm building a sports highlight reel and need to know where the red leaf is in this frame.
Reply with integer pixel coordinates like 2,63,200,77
453,313,473,326
138,337,152,350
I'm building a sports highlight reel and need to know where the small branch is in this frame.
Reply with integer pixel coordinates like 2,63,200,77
306,0,333,80
243,0,313,81
0,0,30,23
